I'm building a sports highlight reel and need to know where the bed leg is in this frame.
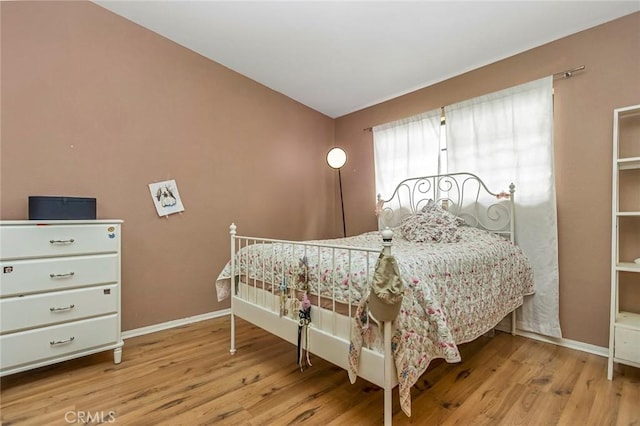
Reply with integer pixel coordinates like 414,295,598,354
383,321,393,426
229,223,237,355
230,311,236,355
511,310,517,336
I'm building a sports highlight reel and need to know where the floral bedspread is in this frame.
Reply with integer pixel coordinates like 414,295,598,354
215,227,534,417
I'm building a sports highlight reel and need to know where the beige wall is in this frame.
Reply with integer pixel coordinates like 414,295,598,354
335,13,640,347
1,1,341,330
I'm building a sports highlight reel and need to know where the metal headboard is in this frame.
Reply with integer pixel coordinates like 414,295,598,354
376,172,515,241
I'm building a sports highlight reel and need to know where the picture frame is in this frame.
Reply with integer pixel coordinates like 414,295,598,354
148,179,185,217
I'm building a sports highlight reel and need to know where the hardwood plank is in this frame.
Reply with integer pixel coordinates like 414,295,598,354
1,316,639,425
617,370,640,426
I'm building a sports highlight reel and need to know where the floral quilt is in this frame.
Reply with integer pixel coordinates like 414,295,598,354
215,226,534,417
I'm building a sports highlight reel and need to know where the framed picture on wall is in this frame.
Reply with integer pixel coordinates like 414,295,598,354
148,179,185,217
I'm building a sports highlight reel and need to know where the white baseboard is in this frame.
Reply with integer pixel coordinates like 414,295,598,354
121,309,231,340
496,317,608,358
121,309,609,360
514,329,609,358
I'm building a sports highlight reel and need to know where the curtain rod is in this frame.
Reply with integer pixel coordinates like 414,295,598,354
553,65,585,79
363,65,586,131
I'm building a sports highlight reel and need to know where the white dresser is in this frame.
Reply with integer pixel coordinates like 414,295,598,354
0,220,123,376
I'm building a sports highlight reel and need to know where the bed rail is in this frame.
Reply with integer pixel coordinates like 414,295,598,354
229,224,383,354
230,230,381,313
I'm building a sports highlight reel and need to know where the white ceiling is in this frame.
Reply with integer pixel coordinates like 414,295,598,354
94,1,639,118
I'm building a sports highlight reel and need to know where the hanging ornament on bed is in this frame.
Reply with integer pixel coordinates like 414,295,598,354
279,277,288,317
288,256,311,320
297,293,312,371
287,281,298,320
297,256,310,293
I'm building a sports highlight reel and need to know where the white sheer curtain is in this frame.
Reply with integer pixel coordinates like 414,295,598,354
445,76,561,338
373,110,442,202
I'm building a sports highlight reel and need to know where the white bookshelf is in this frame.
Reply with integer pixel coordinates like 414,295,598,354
608,104,640,379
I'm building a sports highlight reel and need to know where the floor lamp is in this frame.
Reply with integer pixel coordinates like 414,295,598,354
326,147,347,237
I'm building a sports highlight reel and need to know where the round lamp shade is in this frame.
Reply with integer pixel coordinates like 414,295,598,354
326,147,347,169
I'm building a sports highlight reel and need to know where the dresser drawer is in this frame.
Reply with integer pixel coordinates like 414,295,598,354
0,315,119,371
0,224,120,260
615,326,640,363
1,285,118,333
0,254,118,296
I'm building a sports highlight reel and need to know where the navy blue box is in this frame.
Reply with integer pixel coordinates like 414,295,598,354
29,196,96,220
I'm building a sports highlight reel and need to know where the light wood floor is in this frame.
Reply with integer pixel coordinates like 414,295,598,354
1,316,638,425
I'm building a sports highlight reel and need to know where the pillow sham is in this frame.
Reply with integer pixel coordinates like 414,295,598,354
400,200,464,243
420,199,466,226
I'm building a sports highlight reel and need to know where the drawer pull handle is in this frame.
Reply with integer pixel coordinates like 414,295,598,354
50,337,75,346
49,272,75,278
49,239,75,244
50,304,75,312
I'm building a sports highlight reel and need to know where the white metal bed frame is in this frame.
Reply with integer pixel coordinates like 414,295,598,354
227,172,517,425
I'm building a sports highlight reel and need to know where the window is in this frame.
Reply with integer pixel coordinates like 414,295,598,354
373,77,561,338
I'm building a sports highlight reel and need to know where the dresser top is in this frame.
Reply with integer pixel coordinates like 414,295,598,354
0,220,123,225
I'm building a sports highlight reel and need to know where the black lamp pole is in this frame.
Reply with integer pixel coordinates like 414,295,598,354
338,168,346,238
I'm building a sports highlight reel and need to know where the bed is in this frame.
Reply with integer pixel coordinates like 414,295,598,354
215,172,534,425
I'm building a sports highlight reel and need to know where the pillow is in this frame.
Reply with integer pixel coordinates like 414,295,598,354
420,199,466,226
399,200,464,243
